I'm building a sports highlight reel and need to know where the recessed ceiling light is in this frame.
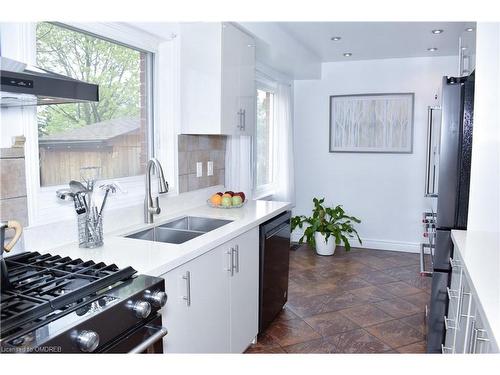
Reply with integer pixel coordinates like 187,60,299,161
465,27,474,32
427,47,438,52
331,36,341,41
432,29,444,34
343,52,352,57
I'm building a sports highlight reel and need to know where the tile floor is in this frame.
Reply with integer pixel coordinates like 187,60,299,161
245,245,432,354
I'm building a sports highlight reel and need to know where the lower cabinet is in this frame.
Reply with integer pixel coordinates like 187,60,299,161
161,227,259,353
444,252,498,354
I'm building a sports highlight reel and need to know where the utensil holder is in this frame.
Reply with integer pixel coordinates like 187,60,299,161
78,213,103,248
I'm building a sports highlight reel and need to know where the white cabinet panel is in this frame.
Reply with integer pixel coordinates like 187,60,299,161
161,263,190,353
181,22,256,136
161,247,230,353
221,23,242,135
229,227,259,353
186,246,231,353
161,227,260,353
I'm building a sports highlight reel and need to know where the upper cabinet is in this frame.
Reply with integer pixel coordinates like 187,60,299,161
180,23,256,136
458,28,476,76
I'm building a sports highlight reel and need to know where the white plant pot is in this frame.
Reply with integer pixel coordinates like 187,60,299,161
314,232,336,256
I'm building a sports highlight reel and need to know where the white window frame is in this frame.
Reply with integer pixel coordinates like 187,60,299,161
254,77,277,200
3,22,179,226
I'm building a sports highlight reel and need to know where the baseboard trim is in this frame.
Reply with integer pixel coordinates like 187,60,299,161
291,232,421,253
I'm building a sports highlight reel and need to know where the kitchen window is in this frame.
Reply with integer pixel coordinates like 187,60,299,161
254,84,276,197
36,22,153,187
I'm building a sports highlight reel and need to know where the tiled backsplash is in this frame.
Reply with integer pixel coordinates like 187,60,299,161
178,135,226,193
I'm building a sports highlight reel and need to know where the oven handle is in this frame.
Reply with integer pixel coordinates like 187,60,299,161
129,326,168,354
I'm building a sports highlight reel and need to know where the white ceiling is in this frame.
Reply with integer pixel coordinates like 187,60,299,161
277,22,476,62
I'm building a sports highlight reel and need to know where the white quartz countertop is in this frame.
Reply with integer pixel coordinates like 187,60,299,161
43,200,292,277
451,230,500,344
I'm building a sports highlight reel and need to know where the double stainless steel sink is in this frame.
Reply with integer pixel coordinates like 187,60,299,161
124,216,233,244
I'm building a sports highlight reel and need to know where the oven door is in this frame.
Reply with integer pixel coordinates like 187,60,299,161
101,315,168,353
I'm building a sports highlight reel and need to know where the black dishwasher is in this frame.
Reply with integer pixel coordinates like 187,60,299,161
259,211,291,333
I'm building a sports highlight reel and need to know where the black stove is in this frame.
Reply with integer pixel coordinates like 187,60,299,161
0,251,168,353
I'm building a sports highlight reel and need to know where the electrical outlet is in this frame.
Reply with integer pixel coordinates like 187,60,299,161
207,161,214,176
196,162,203,177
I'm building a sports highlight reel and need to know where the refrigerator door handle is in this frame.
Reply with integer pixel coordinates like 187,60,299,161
425,106,440,197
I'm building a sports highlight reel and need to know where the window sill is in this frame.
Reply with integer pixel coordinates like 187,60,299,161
253,188,275,201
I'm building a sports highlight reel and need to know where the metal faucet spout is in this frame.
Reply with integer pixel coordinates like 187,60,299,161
145,158,169,223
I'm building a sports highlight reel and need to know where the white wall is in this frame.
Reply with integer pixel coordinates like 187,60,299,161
467,23,500,233
293,56,457,252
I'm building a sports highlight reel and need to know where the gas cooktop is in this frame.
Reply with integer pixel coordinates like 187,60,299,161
0,251,167,353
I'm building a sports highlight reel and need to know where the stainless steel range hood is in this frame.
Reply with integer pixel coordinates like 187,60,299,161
0,57,99,107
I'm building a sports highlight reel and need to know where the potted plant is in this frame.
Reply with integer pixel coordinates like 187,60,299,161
291,198,362,256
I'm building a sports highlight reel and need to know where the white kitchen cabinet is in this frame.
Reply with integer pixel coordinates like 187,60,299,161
228,228,259,353
180,22,256,136
161,227,259,353
444,249,498,354
161,245,230,353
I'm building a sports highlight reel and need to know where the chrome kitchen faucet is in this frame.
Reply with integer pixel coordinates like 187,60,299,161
144,158,169,223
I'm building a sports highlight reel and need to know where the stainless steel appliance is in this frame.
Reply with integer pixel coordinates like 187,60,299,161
259,211,291,333
0,56,99,107
0,251,167,353
423,73,475,353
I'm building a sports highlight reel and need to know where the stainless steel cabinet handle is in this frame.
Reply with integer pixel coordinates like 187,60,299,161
419,243,433,277
182,271,191,306
471,324,490,354
458,289,471,324
441,344,453,354
425,106,440,197
444,315,456,330
468,319,477,353
446,287,458,300
237,109,244,130
242,109,246,131
233,244,240,273
449,257,461,268
227,249,234,276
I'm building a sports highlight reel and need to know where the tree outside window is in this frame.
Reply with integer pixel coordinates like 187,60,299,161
36,22,151,186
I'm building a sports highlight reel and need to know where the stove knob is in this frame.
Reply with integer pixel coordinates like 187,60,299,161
133,301,152,318
76,330,100,352
146,291,168,307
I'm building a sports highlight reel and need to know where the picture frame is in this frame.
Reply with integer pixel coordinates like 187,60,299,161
329,93,415,153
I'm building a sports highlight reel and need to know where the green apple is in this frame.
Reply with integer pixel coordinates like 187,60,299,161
221,196,232,207
232,195,243,206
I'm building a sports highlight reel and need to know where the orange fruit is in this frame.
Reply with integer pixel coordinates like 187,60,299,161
210,194,222,206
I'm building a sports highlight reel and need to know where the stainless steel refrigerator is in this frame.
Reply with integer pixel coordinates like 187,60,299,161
423,72,475,353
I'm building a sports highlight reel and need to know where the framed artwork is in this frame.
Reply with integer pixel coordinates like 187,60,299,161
329,93,414,153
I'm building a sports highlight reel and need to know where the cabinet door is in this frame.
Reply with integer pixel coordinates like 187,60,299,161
180,22,223,134
161,264,191,353
229,227,259,353
237,30,256,136
186,246,231,353
162,247,231,353
221,23,243,135
468,306,495,353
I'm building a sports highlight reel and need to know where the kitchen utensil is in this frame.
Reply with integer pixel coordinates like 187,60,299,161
69,180,88,194
98,183,118,215
56,188,75,201
1,220,23,292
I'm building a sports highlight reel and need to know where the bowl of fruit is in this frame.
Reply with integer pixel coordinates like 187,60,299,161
208,191,246,209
